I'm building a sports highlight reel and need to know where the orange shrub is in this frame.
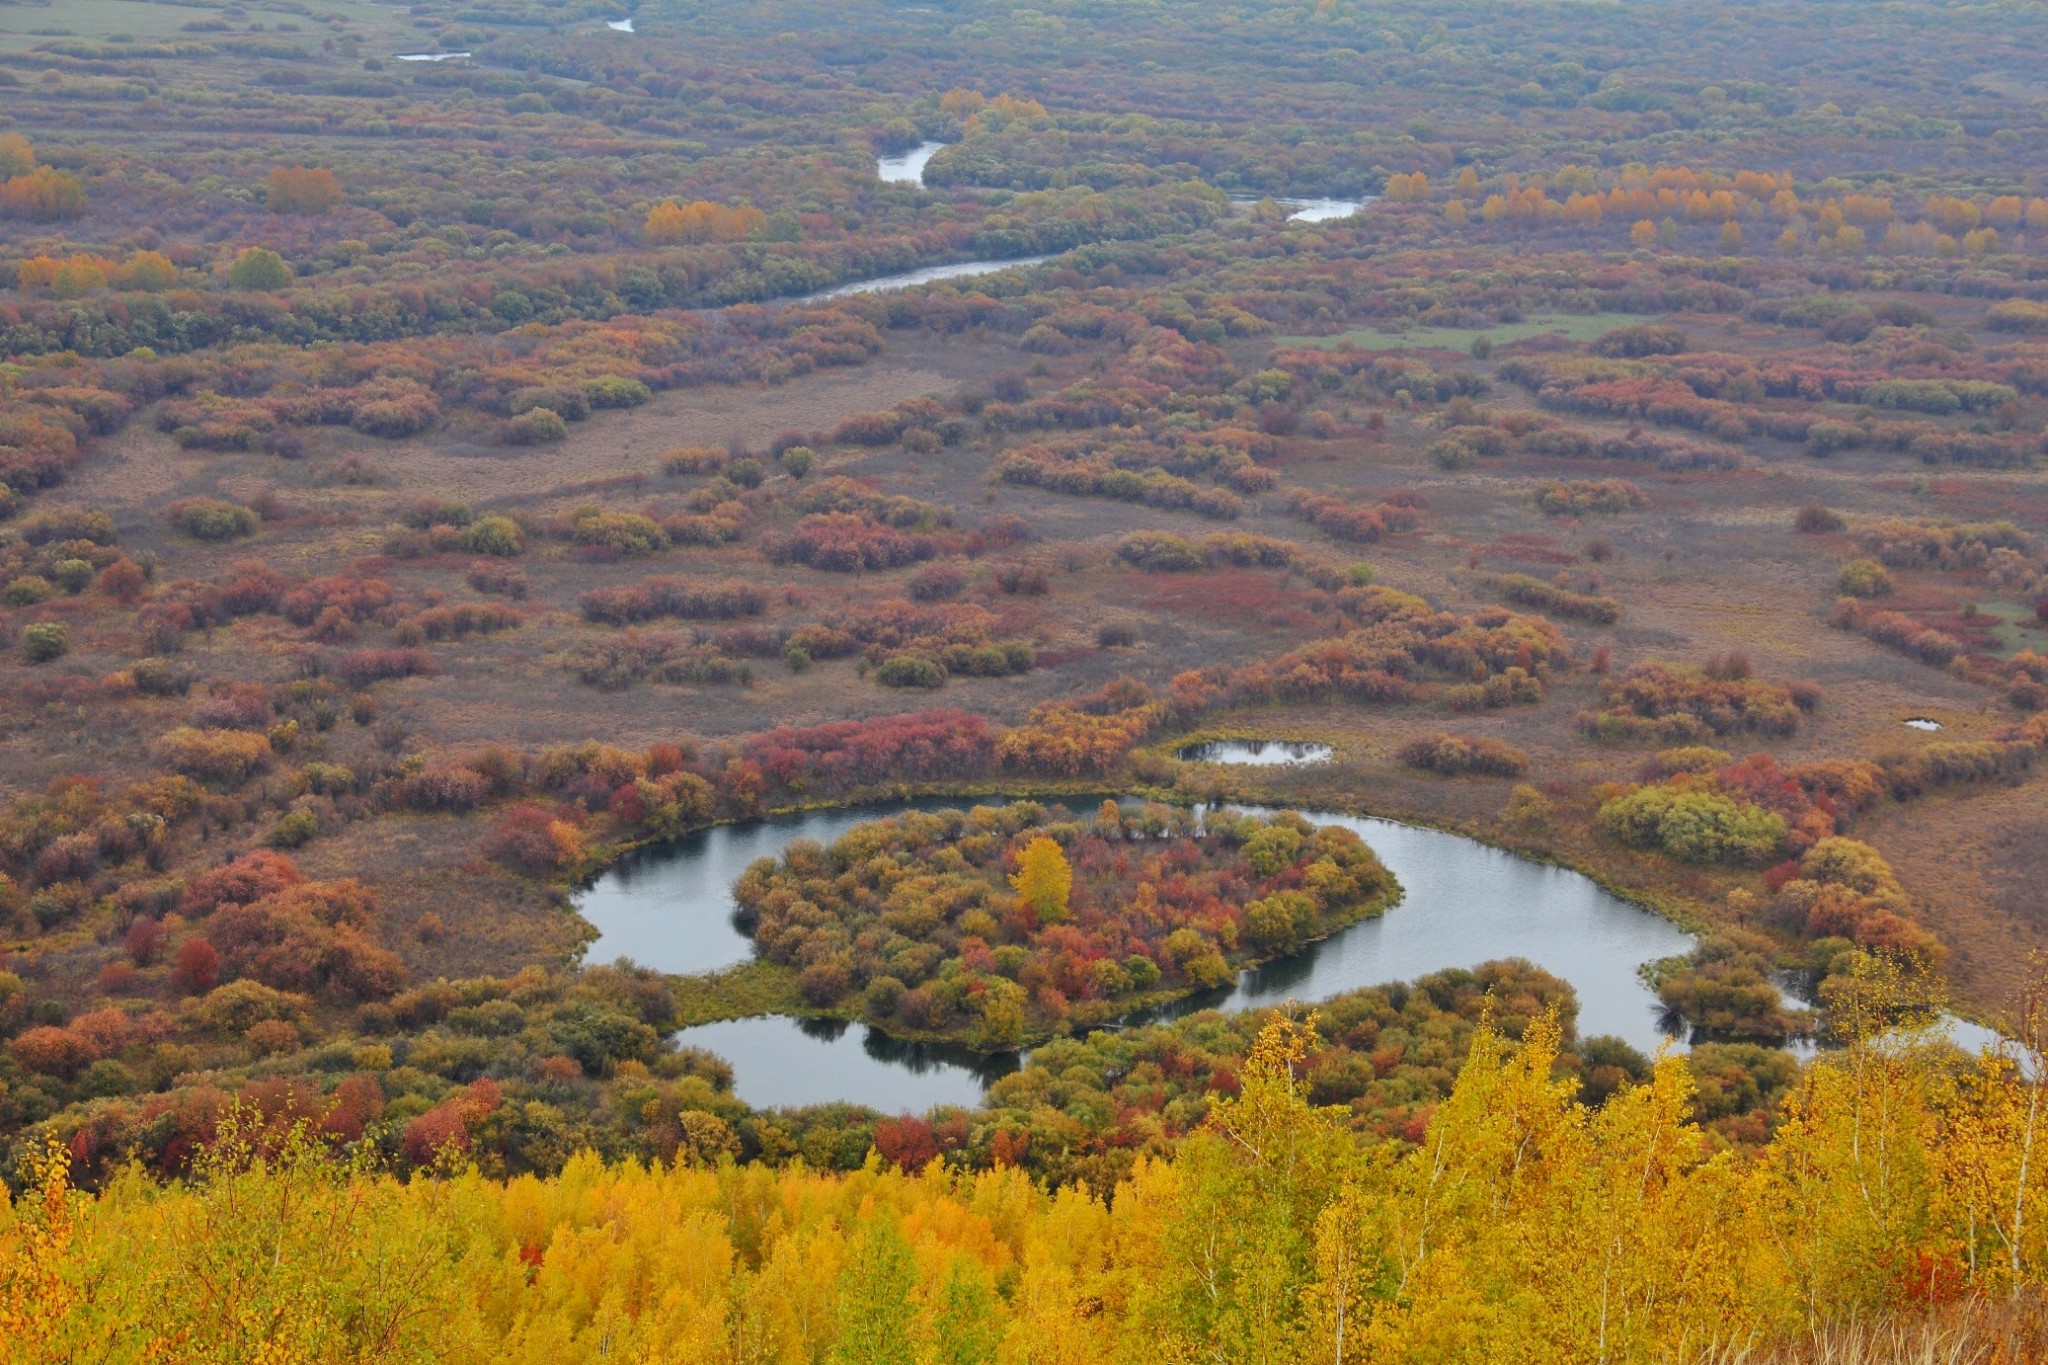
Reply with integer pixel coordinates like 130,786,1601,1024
0,166,87,221
266,166,343,215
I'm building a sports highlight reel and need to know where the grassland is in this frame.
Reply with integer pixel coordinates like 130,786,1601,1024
1277,313,1655,352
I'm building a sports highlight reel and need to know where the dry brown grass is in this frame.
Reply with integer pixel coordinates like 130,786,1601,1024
1691,1294,2048,1364
5,306,2045,1008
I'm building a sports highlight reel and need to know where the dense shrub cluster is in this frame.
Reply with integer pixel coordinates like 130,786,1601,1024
767,513,942,571
1596,779,1790,866
1533,479,1647,517
735,803,1395,1045
577,577,768,626
1579,663,1814,744
1494,573,1622,625
1397,733,1531,778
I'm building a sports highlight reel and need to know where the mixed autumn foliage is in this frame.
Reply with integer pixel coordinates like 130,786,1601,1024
3,0,2048,1355
11,976,2048,1363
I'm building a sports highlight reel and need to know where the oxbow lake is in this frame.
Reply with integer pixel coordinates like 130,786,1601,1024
575,800,1700,1110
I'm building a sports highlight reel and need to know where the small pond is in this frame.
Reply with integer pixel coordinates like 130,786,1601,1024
803,255,1050,302
1176,739,1333,766
1231,195,1374,223
877,141,947,187
577,799,1697,1110
1904,718,1943,732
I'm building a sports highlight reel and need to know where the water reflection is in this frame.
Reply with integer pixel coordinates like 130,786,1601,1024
803,255,1050,302
679,1015,1018,1110
586,797,1700,1107
1176,739,1333,766
877,141,947,187
1230,195,1374,223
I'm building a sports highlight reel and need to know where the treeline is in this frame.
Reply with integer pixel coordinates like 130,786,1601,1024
10,972,2048,1363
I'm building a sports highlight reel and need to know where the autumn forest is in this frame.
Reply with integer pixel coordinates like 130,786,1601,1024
6,0,2048,1357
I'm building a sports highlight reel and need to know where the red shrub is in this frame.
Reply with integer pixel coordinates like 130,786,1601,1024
171,938,220,994
770,513,938,571
741,710,996,791
486,803,582,875
281,576,396,628
181,850,304,916
330,648,432,685
873,1116,943,1172
125,916,167,966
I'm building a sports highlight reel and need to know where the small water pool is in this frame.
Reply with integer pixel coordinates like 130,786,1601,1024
1176,739,1334,766
877,141,946,187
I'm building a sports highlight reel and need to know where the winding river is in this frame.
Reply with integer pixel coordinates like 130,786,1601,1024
576,799,1697,1110
802,255,1051,303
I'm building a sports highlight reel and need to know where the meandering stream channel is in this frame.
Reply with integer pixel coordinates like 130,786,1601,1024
575,800,1697,1110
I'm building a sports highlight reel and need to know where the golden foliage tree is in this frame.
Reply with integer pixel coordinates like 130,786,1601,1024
1009,835,1071,924
646,199,767,244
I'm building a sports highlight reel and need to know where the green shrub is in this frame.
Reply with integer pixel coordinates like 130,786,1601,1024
1836,558,1893,598
1590,323,1689,358
1596,784,1787,865
21,622,68,663
505,407,568,445
1496,573,1621,625
20,507,117,546
570,508,665,555
268,807,319,849
50,559,94,593
460,514,524,556
1115,531,1206,572
583,375,652,409
3,575,55,606
169,499,258,541
225,247,292,290
875,654,947,689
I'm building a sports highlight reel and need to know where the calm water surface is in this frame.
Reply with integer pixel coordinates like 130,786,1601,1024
577,799,1696,1109
1230,195,1374,222
877,141,947,187
803,255,1050,302
1176,739,1333,766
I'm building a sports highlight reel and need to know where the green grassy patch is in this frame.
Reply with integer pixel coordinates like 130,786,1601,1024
1974,599,2046,659
0,0,391,56
671,959,807,1027
1278,312,1655,353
